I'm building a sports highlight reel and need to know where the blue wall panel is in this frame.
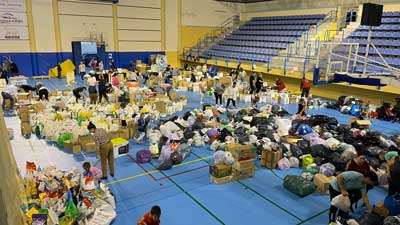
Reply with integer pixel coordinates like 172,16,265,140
36,52,58,75
0,51,165,77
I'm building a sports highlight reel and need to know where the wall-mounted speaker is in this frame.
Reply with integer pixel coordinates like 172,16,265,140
361,3,383,27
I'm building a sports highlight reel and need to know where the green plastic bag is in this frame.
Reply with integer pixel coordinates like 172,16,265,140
303,168,318,174
56,133,74,148
65,201,79,219
221,124,235,132
301,155,314,169
283,175,316,197
59,215,75,225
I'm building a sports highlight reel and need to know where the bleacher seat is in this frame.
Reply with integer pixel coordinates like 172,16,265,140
202,14,326,62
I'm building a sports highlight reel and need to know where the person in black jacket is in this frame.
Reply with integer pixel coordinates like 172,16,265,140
249,73,255,94
98,74,109,104
255,73,263,94
72,86,87,103
10,62,19,77
19,84,36,94
57,63,62,79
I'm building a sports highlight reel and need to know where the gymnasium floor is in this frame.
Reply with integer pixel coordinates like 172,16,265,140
5,78,399,225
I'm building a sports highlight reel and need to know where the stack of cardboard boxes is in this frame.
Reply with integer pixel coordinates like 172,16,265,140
261,149,282,169
19,106,32,138
313,174,335,195
226,143,257,181
209,164,233,185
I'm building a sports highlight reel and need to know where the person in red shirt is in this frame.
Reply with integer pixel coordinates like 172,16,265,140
300,76,311,97
275,78,286,93
138,205,161,225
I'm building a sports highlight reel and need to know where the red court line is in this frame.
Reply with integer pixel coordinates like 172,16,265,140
127,154,159,182
156,165,209,181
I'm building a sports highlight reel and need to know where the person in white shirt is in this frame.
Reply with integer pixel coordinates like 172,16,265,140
1,84,18,110
98,60,104,72
225,82,239,108
87,74,98,104
238,68,246,83
79,61,86,80
119,102,128,127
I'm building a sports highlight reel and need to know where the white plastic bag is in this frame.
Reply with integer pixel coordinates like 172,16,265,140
331,194,351,212
289,157,300,168
323,137,341,150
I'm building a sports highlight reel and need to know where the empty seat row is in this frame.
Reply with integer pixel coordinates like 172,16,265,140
226,35,296,43
246,19,320,26
219,40,288,49
252,14,325,21
240,25,310,31
382,11,400,17
350,31,400,38
334,45,400,57
204,51,277,62
233,30,303,37
210,45,280,55
344,38,400,47
381,17,400,24
358,24,400,31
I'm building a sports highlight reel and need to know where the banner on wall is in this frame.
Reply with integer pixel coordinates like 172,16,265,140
0,0,26,12
0,12,27,26
0,26,28,40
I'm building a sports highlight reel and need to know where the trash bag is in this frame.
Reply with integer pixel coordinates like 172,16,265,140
384,194,400,216
136,150,152,163
290,144,303,158
65,190,80,219
323,137,341,150
159,145,172,162
170,151,183,165
383,216,400,225
331,194,351,212
277,158,290,170
283,175,316,197
56,133,74,148
157,158,173,170
320,163,335,177
289,157,300,167
150,144,159,155
357,213,383,225
214,151,225,164
297,124,312,135
310,144,330,158
177,143,191,160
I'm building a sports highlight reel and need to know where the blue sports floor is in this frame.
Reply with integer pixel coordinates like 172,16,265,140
5,78,400,225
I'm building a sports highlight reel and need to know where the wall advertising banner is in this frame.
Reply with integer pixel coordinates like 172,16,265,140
0,0,26,12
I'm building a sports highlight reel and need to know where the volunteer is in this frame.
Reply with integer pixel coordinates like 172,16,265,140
238,67,246,83
275,78,287,93
79,61,86,80
202,64,208,76
98,60,104,72
98,74,109,104
385,151,400,196
72,86,87,103
225,82,239,108
57,63,62,79
19,84,36,94
255,73,263,94
300,76,311,98
213,78,224,106
1,84,18,111
296,97,307,116
36,84,49,101
88,122,114,180
249,73,255,94
199,77,207,105
329,171,377,223
87,74,98,104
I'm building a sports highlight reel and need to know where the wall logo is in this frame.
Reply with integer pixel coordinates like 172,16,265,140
0,12,23,24
4,28,20,39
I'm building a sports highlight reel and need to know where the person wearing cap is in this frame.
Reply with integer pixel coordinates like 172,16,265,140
87,122,114,179
386,151,400,196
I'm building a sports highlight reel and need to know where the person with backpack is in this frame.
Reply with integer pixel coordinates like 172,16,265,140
87,122,114,180
72,86,87,103
328,171,378,223
386,151,400,196
300,76,311,97
213,78,224,106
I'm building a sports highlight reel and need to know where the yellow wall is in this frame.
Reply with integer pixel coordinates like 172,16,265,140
166,51,179,68
181,26,220,51
241,8,335,21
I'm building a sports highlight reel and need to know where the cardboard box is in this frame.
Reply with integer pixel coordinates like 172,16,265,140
31,103,45,113
84,142,98,153
119,128,130,140
226,144,257,161
233,159,255,170
18,93,31,101
169,92,177,101
261,150,282,169
209,164,232,178
313,174,335,195
210,175,233,185
71,144,81,154
19,106,30,122
373,201,389,217
109,131,120,140
78,135,94,146
51,91,61,97
233,166,255,180
154,101,167,114
21,122,31,137
62,90,72,96
64,140,73,150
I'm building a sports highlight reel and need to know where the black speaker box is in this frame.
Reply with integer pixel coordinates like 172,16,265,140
361,3,383,26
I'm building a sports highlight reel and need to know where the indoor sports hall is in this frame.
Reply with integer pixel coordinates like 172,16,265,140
1,1,400,225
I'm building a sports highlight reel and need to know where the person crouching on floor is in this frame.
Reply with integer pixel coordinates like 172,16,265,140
82,161,102,180
135,110,150,144
138,205,161,225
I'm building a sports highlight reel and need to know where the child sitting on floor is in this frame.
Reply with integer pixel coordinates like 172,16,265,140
82,162,102,180
137,205,161,225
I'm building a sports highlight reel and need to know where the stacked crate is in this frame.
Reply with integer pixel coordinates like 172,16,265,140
226,143,257,180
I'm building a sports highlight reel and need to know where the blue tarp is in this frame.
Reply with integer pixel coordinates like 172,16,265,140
333,73,386,87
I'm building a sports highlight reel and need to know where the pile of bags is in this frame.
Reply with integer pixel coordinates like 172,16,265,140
23,162,116,225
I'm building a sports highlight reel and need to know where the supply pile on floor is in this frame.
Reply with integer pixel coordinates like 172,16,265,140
23,162,116,225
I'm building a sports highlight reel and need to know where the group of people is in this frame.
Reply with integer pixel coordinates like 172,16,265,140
2,82,50,111
0,59,20,84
